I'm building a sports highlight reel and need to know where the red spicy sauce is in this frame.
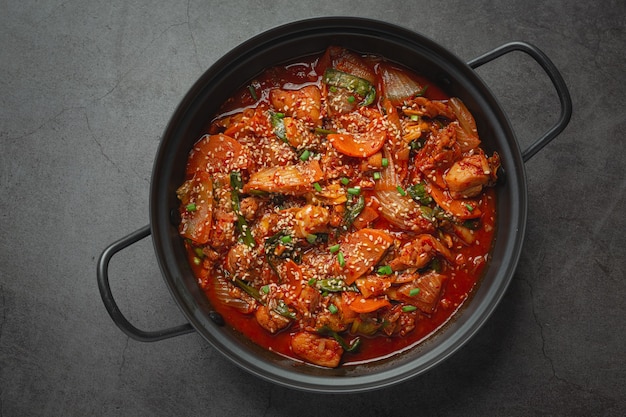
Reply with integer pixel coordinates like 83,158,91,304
182,48,498,366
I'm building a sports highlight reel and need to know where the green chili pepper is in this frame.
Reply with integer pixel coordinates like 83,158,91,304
323,68,376,106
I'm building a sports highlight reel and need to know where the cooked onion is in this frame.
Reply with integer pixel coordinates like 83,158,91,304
449,97,481,151
212,275,254,314
380,64,426,106
374,147,424,231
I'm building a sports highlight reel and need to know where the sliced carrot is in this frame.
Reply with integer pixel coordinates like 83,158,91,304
186,133,249,176
283,259,303,298
343,292,391,314
427,181,482,220
328,131,386,158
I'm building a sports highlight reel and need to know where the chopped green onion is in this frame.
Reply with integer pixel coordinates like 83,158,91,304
396,185,407,196
410,114,419,121
312,182,323,192
328,304,338,314
275,112,285,118
300,149,311,161
261,285,270,294
373,172,381,180
347,187,361,195
402,305,418,312
465,203,475,212
329,244,340,253
185,203,197,211
381,158,389,167
347,95,356,103
193,246,204,259
193,257,202,266
308,277,317,286
306,234,317,244
337,251,345,267
377,265,393,275
280,235,292,244
340,177,350,186
409,288,421,297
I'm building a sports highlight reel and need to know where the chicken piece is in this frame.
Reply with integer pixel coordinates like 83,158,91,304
389,234,455,271
255,305,291,334
402,96,456,120
270,85,322,127
414,124,461,173
225,242,253,277
239,196,263,222
444,150,500,198
293,204,331,238
290,331,343,368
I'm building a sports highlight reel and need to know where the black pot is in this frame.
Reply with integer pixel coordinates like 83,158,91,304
97,17,571,393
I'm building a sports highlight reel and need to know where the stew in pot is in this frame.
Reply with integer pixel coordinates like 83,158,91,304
176,46,500,367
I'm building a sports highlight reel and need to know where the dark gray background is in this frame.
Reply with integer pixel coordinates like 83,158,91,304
1,1,624,416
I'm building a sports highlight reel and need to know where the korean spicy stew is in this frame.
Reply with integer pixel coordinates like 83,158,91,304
176,46,500,368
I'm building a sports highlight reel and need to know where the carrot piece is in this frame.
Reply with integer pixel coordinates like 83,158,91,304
328,131,386,158
427,181,482,220
343,292,391,314
186,133,249,176
352,205,379,230
338,228,394,285
283,259,303,298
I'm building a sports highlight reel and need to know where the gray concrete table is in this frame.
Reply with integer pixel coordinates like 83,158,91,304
1,1,624,416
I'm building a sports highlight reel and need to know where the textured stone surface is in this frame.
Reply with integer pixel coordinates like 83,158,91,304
1,1,624,416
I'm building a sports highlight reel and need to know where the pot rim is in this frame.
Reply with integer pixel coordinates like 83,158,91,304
149,16,528,393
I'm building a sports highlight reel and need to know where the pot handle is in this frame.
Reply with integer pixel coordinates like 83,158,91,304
97,225,195,342
467,41,572,162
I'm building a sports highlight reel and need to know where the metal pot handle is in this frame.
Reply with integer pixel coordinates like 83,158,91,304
97,225,195,341
467,41,572,162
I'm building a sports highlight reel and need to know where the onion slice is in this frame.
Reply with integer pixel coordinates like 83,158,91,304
379,63,426,106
